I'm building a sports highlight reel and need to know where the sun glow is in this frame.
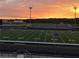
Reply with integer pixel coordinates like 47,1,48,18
70,7,79,13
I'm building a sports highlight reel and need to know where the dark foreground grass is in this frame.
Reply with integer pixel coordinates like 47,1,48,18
0,29,79,44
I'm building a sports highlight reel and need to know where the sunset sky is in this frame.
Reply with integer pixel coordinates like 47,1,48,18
0,0,79,19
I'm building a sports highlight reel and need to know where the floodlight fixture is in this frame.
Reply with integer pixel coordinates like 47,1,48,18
74,7,77,24
29,7,32,25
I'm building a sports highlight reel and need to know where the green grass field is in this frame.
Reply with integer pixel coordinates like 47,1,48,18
0,29,79,44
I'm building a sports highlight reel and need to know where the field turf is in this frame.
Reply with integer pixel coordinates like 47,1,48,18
0,29,79,44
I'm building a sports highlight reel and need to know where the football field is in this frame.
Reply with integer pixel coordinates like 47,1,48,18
0,29,79,43
0,29,79,44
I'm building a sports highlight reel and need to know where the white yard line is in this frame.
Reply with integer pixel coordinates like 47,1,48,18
37,30,43,41
44,31,47,41
63,32,76,42
26,30,39,40
51,32,58,42
57,32,66,43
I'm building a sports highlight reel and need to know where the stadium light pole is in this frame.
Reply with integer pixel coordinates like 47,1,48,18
74,7,77,25
29,7,32,25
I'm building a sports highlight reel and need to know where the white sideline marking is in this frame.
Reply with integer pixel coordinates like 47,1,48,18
0,40,79,46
